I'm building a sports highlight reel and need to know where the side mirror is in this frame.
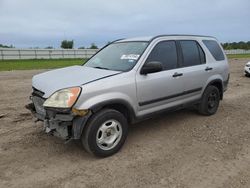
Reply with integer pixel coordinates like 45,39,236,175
140,61,163,75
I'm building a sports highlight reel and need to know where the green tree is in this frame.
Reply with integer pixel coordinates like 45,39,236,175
45,46,53,49
222,41,250,50
0,44,14,48
61,40,74,49
89,43,98,49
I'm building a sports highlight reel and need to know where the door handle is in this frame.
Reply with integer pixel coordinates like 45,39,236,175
172,72,183,77
205,67,213,71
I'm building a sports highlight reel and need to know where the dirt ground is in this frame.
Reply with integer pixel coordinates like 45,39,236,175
0,58,250,188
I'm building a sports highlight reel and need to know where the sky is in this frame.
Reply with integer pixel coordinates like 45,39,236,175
0,0,249,48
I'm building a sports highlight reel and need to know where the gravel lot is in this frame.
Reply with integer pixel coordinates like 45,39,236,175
0,58,250,188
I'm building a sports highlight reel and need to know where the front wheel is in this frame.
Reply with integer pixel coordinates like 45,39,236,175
81,109,128,157
198,85,220,116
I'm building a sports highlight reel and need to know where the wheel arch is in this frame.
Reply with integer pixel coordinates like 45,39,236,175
205,79,223,99
90,99,136,124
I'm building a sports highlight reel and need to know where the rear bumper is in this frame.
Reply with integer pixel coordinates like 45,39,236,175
26,102,90,140
223,73,230,92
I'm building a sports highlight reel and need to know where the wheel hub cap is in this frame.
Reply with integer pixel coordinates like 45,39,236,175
96,119,122,150
208,92,217,109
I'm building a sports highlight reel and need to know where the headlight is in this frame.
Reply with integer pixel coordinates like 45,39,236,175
43,87,81,108
246,64,250,67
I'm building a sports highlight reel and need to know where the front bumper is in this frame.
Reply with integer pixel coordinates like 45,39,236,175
244,66,250,74
26,96,90,140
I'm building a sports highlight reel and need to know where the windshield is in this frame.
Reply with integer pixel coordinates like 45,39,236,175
84,42,148,71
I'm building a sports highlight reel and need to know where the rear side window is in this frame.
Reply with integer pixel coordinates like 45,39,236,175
180,40,204,67
203,40,225,61
146,41,178,71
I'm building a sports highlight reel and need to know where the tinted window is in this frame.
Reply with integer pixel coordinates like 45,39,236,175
146,41,177,71
203,40,225,61
180,40,201,67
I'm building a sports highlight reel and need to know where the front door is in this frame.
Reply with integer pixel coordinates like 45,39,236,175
136,40,184,115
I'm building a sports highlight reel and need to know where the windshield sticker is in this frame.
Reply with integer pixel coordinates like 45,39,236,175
121,54,140,60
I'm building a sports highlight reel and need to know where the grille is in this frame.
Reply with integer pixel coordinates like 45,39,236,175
32,87,46,116
32,96,46,116
32,87,45,97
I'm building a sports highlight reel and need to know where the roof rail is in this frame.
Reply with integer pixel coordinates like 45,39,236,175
150,34,216,41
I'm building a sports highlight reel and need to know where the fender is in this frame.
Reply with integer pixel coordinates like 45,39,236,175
204,78,223,99
72,99,136,139
90,99,136,122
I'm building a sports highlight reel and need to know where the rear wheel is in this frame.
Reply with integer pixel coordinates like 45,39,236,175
198,85,220,116
81,109,128,157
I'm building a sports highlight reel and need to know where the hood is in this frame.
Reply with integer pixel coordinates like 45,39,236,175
32,65,120,98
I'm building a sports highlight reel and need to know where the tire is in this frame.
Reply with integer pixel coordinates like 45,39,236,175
245,73,250,77
81,108,128,157
198,85,220,116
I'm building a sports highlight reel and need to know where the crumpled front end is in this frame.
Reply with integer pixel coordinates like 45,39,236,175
26,87,90,140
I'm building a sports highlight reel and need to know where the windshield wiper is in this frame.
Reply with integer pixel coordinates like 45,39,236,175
93,66,111,70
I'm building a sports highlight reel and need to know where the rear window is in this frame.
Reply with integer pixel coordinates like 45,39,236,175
179,40,203,67
203,40,225,61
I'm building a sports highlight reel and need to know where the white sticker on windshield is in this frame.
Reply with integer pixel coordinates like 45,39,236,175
121,54,140,60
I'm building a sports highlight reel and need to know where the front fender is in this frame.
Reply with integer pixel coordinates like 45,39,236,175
75,92,136,115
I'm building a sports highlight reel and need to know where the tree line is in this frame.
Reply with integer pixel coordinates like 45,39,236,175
1,40,250,50
0,44,14,48
60,40,98,49
0,40,98,49
222,41,250,50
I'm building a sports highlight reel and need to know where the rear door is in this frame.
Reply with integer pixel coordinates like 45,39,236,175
177,40,209,100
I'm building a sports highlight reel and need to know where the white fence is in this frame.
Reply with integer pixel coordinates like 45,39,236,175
0,48,99,60
0,48,249,60
224,49,250,55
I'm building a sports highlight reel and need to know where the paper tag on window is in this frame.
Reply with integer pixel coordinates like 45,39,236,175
121,54,140,60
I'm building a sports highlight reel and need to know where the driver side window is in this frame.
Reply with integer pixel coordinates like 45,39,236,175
145,41,178,71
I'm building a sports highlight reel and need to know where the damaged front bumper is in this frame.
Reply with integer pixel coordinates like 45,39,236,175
26,96,90,140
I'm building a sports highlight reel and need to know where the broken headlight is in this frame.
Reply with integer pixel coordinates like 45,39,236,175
43,87,81,108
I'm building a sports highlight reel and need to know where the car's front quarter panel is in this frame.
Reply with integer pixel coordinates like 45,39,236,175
74,71,137,115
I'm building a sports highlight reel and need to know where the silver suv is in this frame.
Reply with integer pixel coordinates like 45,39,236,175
27,35,230,157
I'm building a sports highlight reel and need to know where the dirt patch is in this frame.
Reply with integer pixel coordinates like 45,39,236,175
0,59,250,188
